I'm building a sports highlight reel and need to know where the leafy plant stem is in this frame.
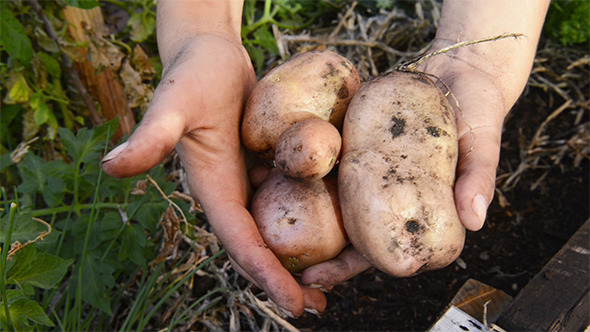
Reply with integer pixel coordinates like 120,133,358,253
0,202,17,331
74,127,111,330
30,202,125,217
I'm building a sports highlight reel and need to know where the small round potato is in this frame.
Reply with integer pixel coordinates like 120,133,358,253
251,169,348,274
241,50,361,159
275,118,342,181
339,71,465,277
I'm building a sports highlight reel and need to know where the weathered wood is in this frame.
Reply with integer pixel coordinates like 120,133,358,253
497,219,590,331
447,278,512,325
63,6,136,142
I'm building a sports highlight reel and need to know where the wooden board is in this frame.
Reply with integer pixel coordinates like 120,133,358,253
447,278,512,325
496,219,589,331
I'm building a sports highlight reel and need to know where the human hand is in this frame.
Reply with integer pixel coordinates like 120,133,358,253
300,44,515,288
101,34,326,317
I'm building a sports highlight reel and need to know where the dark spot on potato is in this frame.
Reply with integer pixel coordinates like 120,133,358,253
288,218,297,225
360,94,367,99
426,126,441,137
406,220,420,233
322,63,338,79
390,117,406,138
387,238,401,253
277,160,288,170
400,154,407,159
295,145,303,152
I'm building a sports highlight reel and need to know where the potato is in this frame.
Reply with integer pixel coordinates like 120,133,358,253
251,168,348,274
241,50,361,159
275,118,342,181
338,71,465,277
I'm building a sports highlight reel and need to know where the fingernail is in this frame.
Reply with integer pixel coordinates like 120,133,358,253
102,142,128,163
472,194,488,223
305,283,324,289
279,307,295,319
304,308,320,315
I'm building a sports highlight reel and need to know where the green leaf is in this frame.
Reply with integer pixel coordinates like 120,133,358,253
17,153,46,195
0,212,47,244
38,52,62,78
7,245,73,289
34,26,60,53
59,117,119,165
0,153,13,172
0,8,33,65
17,155,69,207
253,26,279,55
129,11,156,43
42,176,66,208
0,289,55,329
80,253,115,315
30,92,51,126
4,73,31,104
119,223,148,266
64,0,101,9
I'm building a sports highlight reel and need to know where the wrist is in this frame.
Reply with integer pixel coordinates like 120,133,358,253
156,0,244,63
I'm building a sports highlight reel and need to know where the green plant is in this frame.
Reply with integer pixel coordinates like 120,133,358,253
241,0,340,73
544,1,590,46
0,117,222,330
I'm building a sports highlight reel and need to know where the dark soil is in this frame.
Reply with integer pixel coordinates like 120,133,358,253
288,87,589,331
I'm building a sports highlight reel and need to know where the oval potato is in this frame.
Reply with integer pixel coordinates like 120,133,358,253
251,169,348,274
241,50,361,159
275,118,342,181
339,71,465,277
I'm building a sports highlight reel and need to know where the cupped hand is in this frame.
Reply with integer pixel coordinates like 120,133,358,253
301,44,510,288
101,34,325,317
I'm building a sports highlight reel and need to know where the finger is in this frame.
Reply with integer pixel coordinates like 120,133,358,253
248,165,271,188
300,245,372,287
177,136,308,317
101,82,188,178
442,71,506,232
229,254,328,313
301,286,327,313
454,127,502,231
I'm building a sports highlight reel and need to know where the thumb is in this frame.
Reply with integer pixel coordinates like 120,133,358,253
454,127,502,231
101,91,186,178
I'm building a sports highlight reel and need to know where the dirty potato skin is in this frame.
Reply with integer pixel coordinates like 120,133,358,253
339,71,465,277
241,50,362,159
275,118,342,181
251,169,348,274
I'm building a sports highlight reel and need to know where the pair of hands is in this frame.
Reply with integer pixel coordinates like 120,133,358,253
101,34,506,317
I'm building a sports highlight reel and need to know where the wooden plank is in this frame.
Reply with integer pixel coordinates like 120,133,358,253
496,219,590,331
447,278,512,325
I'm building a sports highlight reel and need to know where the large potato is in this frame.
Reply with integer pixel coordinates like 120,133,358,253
241,50,361,159
251,169,348,274
339,71,465,277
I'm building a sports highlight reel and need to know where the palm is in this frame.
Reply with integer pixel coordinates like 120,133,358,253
102,35,326,316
